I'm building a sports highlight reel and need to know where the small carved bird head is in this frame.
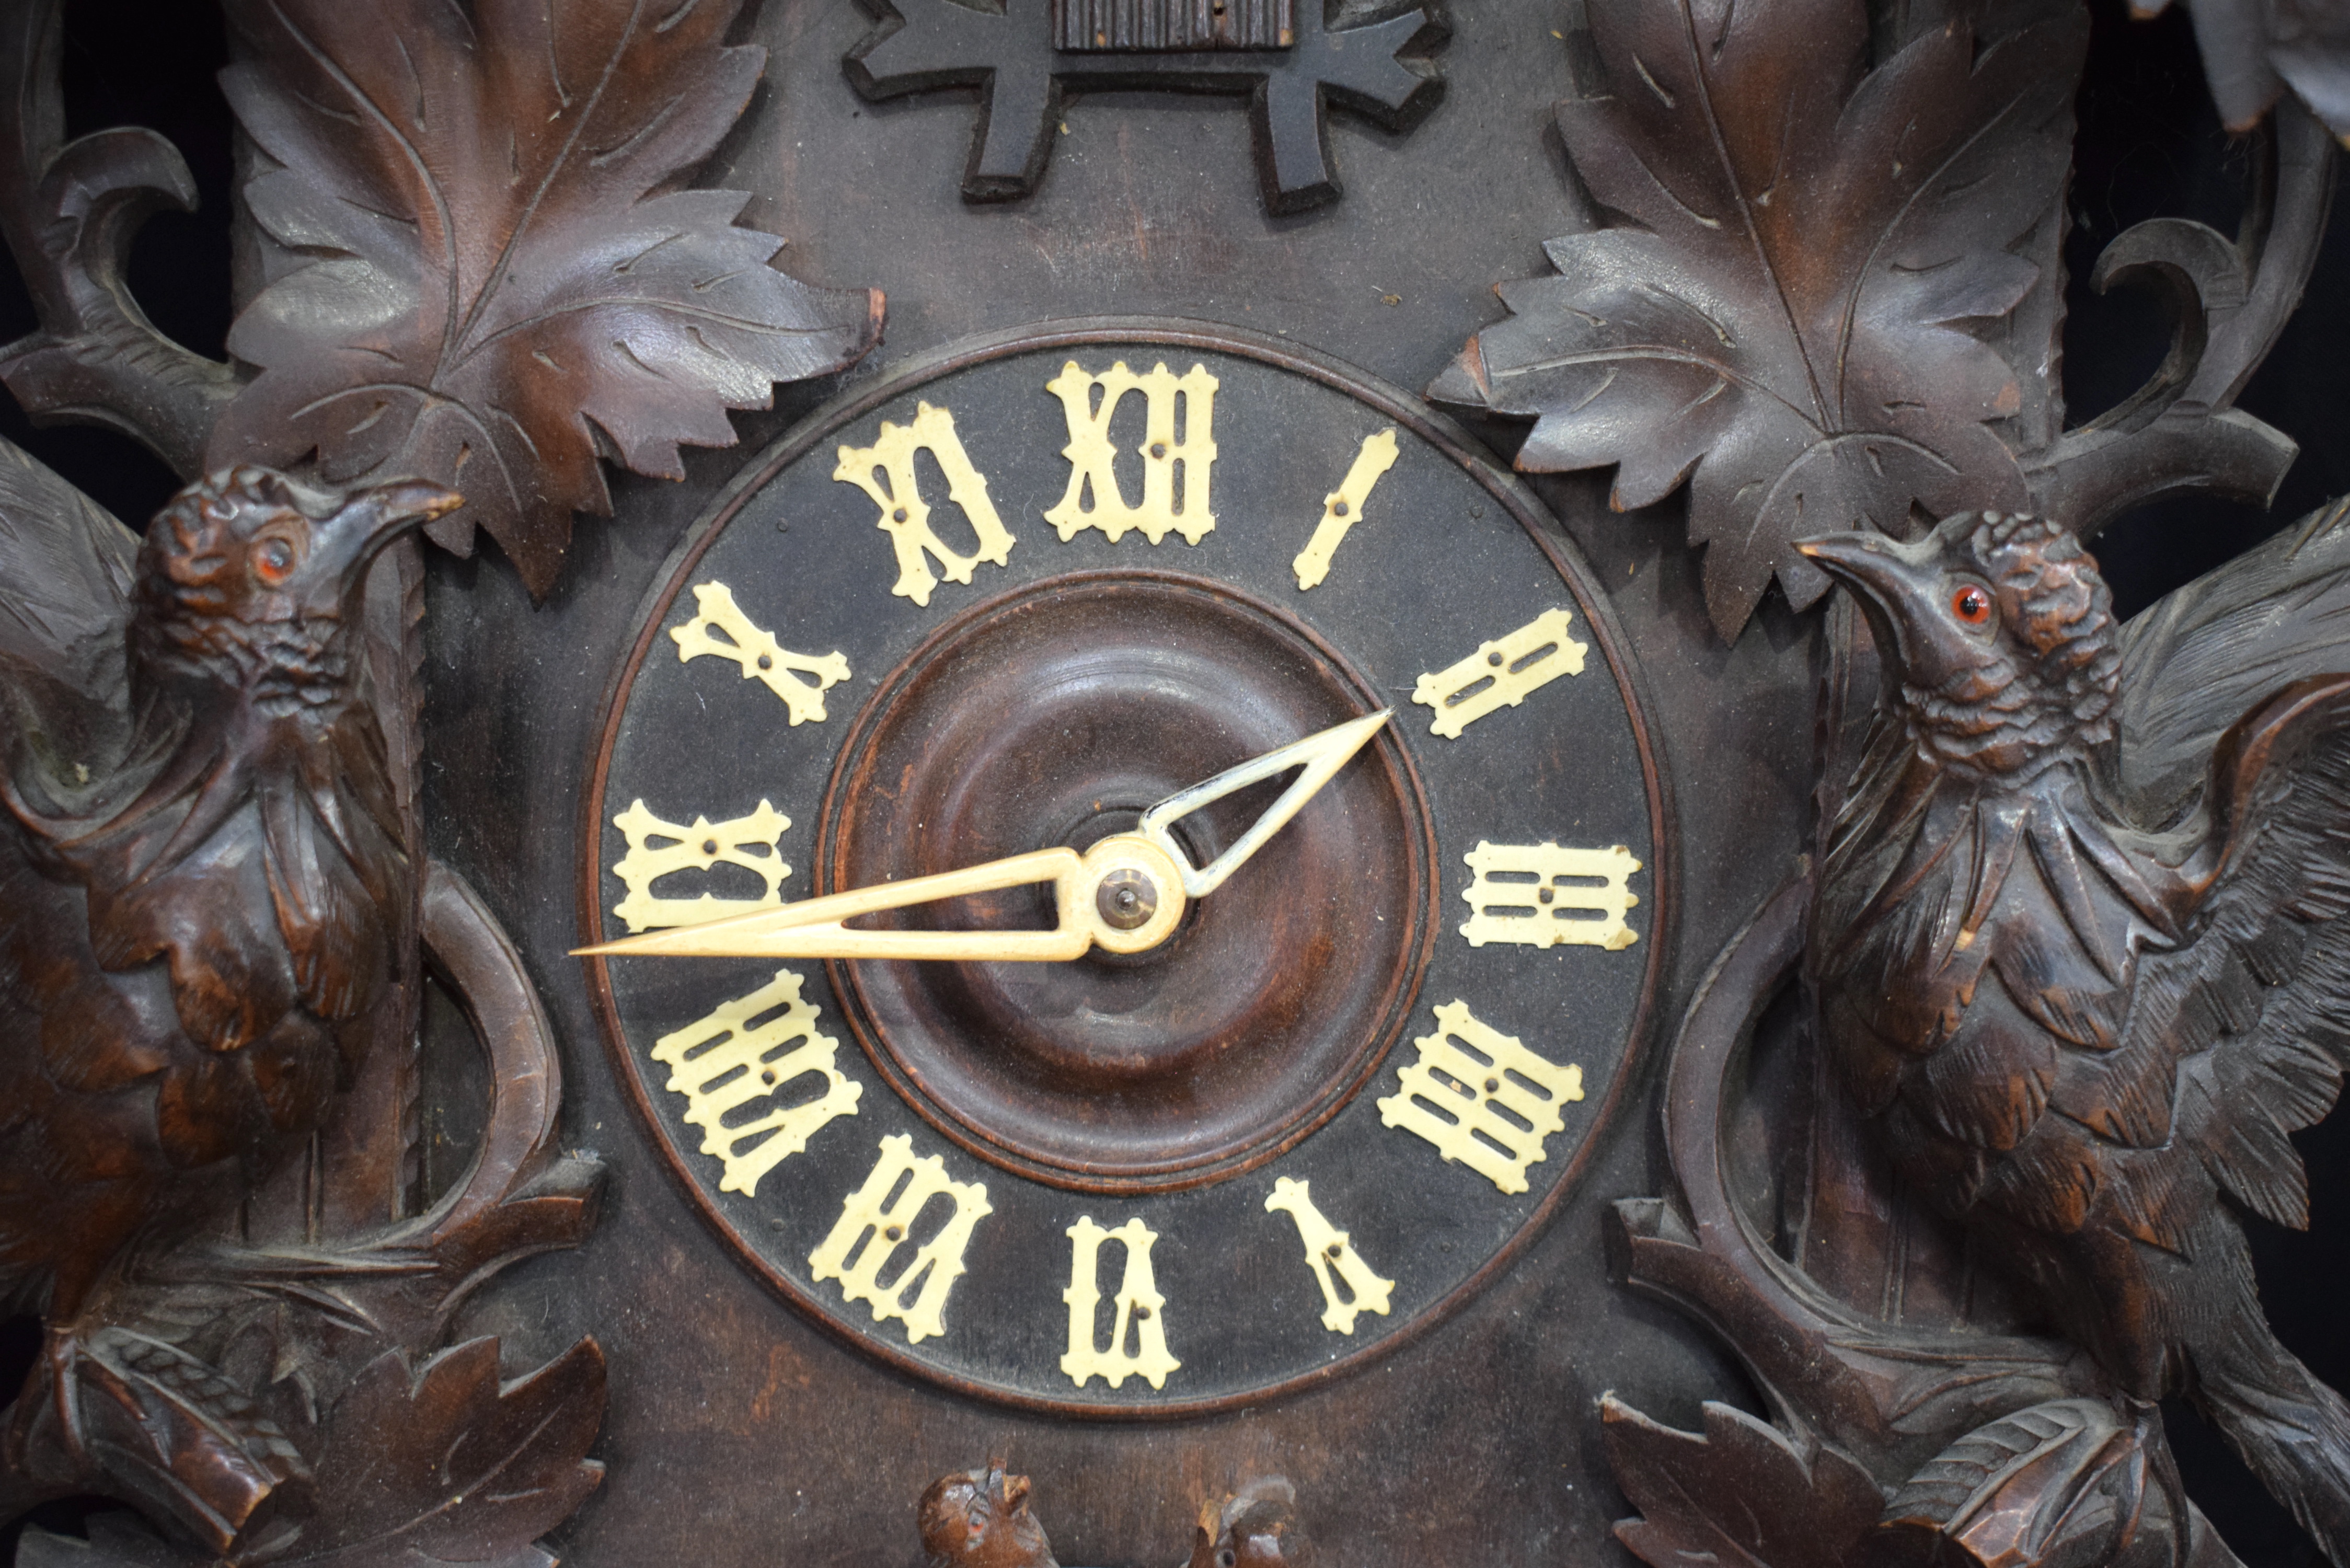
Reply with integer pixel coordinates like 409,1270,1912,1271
132,466,461,703
918,1462,1057,1568
1798,511,2121,779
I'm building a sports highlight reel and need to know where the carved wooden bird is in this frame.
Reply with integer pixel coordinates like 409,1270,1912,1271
1801,508,2350,1563
0,458,458,1427
918,1462,1059,1568
1186,1477,1316,1568
914,1463,1312,1568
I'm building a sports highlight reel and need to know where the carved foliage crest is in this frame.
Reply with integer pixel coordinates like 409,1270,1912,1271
208,0,883,595
1434,0,2087,638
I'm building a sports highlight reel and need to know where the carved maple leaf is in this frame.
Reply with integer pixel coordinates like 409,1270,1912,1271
296,1336,606,1567
1432,0,2086,639
1603,1396,1884,1568
208,0,883,597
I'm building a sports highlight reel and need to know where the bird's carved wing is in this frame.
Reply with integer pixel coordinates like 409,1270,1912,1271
2121,675,2350,1242
0,436,140,782
2115,496,2350,828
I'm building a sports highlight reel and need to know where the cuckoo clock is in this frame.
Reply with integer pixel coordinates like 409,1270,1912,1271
0,3,2346,1568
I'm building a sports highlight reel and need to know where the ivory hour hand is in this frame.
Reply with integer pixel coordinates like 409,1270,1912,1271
575,709,1393,964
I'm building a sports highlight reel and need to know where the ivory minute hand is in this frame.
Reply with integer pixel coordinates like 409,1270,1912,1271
574,709,1393,964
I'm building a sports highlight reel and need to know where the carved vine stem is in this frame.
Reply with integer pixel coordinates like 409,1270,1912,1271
156,863,604,1351
310,534,429,1239
1608,876,2252,1568
0,0,237,477
2026,100,2336,533
1609,877,2106,1479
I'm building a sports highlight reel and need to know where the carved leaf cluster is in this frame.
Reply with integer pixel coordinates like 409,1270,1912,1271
1433,0,2085,638
208,0,882,597
290,1336,606,1567
1604,1396,1884,1568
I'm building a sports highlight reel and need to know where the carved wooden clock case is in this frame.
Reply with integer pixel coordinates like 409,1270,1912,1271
0,1,2345,1567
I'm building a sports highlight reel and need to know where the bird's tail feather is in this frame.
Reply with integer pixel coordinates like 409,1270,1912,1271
2198,1322,2350,1567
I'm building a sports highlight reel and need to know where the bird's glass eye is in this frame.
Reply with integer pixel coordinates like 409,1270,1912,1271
1951,582,1993,627
254,536,297,585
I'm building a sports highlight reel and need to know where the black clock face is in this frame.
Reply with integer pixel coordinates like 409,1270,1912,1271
584,322,1667,1413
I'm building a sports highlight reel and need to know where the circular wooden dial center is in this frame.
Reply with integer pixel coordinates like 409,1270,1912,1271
818,570,1437,1191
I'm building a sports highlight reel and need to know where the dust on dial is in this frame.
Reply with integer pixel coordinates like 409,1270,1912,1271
582,322,1667,1414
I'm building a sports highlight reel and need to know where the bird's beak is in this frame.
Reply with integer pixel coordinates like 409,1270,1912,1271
1793,531,1936,606
312,478,465,585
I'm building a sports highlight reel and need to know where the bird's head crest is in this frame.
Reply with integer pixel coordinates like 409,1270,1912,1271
1798,511,2120,778
133,466,461,704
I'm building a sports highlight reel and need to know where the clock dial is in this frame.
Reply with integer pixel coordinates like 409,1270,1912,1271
583,322,1667,1413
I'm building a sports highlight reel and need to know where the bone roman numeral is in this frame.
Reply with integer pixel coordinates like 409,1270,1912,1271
609,798,790,932
670,582,850,725
1378,1000,1585,1194
650,969,861,1195
1292,428,1398,590
1043,360,1218,546
834,401,1016,607
1060,1215,1180,1390
1411,608,1587,739
1460,840,1642,952
1263,1177,1393,1334
809,1134,993,1345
